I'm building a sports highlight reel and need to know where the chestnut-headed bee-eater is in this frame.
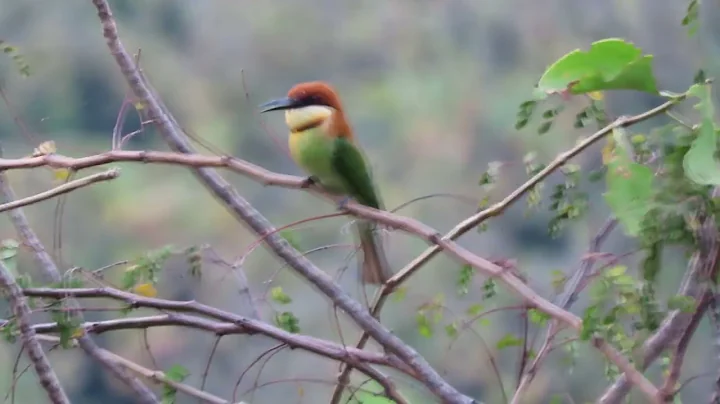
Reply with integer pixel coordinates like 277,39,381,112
259,81,391,284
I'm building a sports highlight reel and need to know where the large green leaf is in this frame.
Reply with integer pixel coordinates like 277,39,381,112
683,84,720,185
535,38,659,98
604,154,655,236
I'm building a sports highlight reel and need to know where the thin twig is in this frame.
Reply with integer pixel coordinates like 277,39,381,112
0,169,119,213
12,298,414,376
101,348,242,404
0,260,70,404
510,217,617,403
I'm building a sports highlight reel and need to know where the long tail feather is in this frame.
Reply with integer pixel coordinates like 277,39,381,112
355,221,391,284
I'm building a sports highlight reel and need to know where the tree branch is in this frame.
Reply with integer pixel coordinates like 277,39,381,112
6,308,414,377
0,260,70,404
659,292,711,401
0,168,119,213
89,0,479,402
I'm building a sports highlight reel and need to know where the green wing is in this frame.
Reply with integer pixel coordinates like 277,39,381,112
331,137,383,209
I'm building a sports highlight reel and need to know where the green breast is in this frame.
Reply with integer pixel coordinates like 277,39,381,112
289,128,348,194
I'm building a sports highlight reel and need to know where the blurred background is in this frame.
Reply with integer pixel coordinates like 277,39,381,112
0,0,717,403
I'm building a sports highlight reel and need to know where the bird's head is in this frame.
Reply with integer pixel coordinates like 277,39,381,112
259,81,345,133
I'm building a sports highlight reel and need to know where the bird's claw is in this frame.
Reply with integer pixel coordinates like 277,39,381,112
301,176,317,189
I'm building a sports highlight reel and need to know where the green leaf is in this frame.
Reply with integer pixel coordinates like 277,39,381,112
165,364,190,382
683,84,720,185
280,230,302,250
392,287,407,302
604,154,655,236
457,264,475,296
0,40,30,77
416,312,433,338
496,333,523,350
274,312,300,333
0,239,20,276
605,265,627,278
536,38,659,98
162,364,190,404
682,0,700,36
270,286,292,304
445,322,459,338
466,304,484,316
667,295,696,313
528,308,550,326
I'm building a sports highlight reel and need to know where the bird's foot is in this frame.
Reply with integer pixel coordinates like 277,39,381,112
301,176,317,189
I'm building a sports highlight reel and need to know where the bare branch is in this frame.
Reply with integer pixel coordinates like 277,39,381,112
0,260,70,404
0,146,664,400
88,0,479,402
10,309,414,376
0,169,119,213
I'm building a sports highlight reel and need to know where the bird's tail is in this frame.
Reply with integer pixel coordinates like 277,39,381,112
355,221,392,285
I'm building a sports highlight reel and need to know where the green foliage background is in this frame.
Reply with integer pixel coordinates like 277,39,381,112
0,1,718,403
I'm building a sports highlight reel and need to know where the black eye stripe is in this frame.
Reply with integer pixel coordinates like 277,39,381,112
295,94,331,108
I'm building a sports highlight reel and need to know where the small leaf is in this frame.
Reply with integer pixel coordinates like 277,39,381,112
667,295,696,313
606,265,627,278
457,264,475,296
132,283,157,298
274,312,300,333
537,121,552,135
0,239,19,261
588,91,604,100
53,168,71,182
165,364,190,382
445,322,458,338
528,309,550,325
416,312,433,338
496,333,523,350
482,278,497,299
467,304,484,316
392,287,407,302
280,230,301,250
270,286,292,304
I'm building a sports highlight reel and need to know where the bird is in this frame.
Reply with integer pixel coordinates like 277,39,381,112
259,81,392,285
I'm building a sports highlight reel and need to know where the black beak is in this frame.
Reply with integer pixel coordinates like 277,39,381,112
259,97,297,113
